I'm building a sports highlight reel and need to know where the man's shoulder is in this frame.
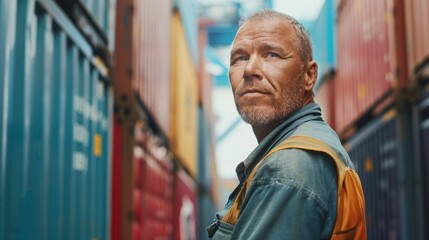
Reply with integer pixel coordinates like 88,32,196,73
255,148,336,181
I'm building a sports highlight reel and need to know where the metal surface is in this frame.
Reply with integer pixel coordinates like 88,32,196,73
174,167,197,240
198,27,214,127
133,126,174,240
197,107,218,240
0,0,112,239
315,74,336,129
416,82,429,240
335,0,408,134
346,107,425,240
309,0,336,89
176,0,198,67
404,0,429,77
133,127,175,239
171,12,198,177
133,0,173,139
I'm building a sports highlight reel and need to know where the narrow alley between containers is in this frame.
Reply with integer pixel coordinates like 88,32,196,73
1,0,429,240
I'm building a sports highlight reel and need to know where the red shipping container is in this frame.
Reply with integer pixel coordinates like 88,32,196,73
315,74,336,130
404,0,429,78
335,0,407,135
111,116,135,240
132,127,174,240
174,168,197,240
114,0,173,139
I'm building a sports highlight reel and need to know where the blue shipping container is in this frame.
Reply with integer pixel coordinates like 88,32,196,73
309,0,336,90
197,107,213,190
346,108,425,240
0,0,112,239
197,107,217,240
175,0,198,67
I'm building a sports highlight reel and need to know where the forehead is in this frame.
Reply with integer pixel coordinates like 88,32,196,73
233,18,297,47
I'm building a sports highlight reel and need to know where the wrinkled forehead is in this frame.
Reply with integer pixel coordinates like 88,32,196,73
232,18,298,47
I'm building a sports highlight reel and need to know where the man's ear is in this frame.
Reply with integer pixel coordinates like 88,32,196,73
304,61,318,91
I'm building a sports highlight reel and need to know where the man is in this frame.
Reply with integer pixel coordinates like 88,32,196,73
207,10,366,239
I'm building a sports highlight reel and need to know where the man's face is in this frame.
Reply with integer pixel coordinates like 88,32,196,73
229,18,307,127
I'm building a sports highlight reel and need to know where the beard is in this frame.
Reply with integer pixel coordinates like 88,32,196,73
235,75,306,127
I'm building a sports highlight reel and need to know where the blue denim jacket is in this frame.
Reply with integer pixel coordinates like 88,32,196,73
208,103,354,239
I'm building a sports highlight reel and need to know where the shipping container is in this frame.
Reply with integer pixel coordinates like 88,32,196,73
197,193,218,240
0,0,113,239
134,124,174,240
134,0,173,139
113,119,175,240
54,0,116,62
175,0,198,67
111,116,134,240
345,107,425,240
174,167,197,240
315,73,336,129
404,0,429,78
113,0,173,139
196,106,219,240
414,80,429,239
309,0,336,85
198,27,214,128
55,0,112,37
335,0,408,135
197,107,212,190
171,12,199,177
112,1,174,237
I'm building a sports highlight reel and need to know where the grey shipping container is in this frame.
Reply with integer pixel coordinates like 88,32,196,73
346,107,425,240
0,0,113,239
415,79,429,239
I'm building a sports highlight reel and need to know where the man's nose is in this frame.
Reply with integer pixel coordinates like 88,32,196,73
243,55,262,81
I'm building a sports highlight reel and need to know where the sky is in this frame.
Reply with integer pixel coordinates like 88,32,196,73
213,0,326,179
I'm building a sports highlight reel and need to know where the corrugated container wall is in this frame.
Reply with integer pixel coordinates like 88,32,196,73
176,0,198,66
133,125,174,240
133,0,173,139
0,0,113,239
415,80,429,239
174,168,197,240
198,27,214,128
404,0,429,78
315,75,336,129
346,108,425,239
55,0,112,38
335,0,408,135
197,107,218,240
309,0,336,87
171,12,198,177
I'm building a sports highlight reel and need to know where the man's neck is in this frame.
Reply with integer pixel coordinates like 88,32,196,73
252,97,314,143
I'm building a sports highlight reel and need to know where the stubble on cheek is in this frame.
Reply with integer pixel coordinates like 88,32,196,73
234,75,305,127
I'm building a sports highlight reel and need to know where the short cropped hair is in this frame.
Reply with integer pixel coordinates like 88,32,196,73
240,10,313,62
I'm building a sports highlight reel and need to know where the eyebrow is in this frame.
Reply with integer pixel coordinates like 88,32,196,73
230,47,247,57
259,43,286,54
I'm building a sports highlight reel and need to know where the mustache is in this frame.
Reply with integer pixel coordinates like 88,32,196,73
236,85,272,96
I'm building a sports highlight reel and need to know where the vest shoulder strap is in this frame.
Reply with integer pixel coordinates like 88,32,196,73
221,135,366,239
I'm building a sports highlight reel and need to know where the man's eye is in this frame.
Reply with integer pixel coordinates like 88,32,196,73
237,56,249,61
267,52,280,58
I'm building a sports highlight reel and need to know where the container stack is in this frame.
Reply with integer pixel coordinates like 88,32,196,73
0,0,114,239
311,0,336,128
313,0,429,239
112,0,218,239
0,0,217,239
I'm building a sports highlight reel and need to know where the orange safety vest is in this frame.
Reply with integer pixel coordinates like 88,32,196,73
222,136,367,240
